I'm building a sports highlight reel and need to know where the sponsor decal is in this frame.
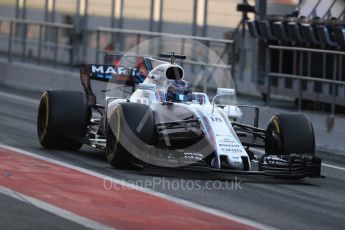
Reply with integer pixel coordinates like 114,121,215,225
219,144,240,148
183,152,203,161
221,148,243,153
218,138,236,143
95,74,112,80
90,65,138,79
209,117,222,122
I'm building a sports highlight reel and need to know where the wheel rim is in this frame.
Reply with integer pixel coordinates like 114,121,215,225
266,117,282,154
106,126,119,163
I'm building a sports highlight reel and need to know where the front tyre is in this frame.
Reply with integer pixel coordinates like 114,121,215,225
105,123,132,169
106,103,155,169
263,113,317,179
265,113,315,155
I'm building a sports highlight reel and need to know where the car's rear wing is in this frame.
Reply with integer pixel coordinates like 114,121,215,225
79,61,151,106
79,55,157,106
80,64,140,83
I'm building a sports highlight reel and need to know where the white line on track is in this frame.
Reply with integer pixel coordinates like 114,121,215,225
0,186,114,230
322,163,345,172
0,143,274,230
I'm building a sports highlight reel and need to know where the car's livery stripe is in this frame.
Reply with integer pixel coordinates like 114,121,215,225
201,114,216,147
0,144,272,230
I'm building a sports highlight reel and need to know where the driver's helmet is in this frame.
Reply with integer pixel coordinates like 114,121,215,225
166,80,192,102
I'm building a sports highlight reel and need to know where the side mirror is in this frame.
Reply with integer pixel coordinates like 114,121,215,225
216,88,235,96
212,88,236,113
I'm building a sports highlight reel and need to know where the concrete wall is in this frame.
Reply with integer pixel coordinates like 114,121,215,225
0,59,81,92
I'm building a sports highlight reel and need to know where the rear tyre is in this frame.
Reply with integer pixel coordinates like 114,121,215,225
106,103,155,169
265,113,315,155
37,90,88,150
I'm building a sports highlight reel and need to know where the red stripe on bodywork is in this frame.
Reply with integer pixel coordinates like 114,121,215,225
0,148,257,230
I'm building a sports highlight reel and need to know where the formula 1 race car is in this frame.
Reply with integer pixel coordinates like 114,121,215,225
37,53,322,179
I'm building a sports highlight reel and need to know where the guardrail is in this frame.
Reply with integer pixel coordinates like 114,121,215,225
0,17,74,67
0,17,236,80
0,17,237,95
263,45,345,115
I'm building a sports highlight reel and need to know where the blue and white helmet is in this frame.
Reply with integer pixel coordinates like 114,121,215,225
166,80,192,102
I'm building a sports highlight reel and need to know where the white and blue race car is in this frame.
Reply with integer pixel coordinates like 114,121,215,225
37,53,321,179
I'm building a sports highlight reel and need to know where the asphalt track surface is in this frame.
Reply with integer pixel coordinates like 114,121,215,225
1,86,345,230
